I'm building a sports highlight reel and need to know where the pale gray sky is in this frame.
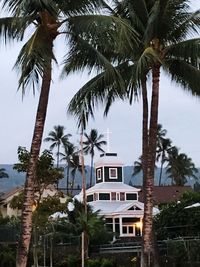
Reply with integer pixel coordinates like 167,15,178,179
0,1,200,166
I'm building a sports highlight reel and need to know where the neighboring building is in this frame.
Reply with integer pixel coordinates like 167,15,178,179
75,152,159,239
0,185,66,218
0,187,23,217
138,185,193,205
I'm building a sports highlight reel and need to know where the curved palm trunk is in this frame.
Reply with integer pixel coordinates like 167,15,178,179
16,64,52,267
142,65,160,267
89,155,94,187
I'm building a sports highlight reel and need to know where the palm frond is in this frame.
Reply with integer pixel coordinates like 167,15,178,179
67,61,139,121
14,25,57,94
0,16,34,43
2,0,58,18
163,58,200,96
166,38,200,65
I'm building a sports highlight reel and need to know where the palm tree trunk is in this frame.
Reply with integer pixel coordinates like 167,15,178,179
66,161,70,195
158,154,164,186
57,144,60,169
89,156,94,187
141,78,149,266
142,64,160,267
80,124,88,265
16,58,52,267
71,170,76,195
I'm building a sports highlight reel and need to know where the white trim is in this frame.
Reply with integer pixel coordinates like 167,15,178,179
109,168,118,179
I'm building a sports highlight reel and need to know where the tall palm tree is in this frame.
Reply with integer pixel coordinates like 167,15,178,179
44,125,71,168
67,2,200,266
166,146,198,186
83,129,106,187
0,1,110,266
0,168,9,178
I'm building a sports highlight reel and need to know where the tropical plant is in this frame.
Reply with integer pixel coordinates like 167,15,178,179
44,125,71,168
67,2,200,266
83,129,106,187
70,152,82,194
166,146,198,186
60,142,77,194
0,168,9,179
67,199,112,253
0,0,111,265
156,124,172,185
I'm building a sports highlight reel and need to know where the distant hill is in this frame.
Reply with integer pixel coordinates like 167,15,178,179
0,164,197,193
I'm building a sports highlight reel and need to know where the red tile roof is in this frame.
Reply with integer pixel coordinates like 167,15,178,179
138,186,193,205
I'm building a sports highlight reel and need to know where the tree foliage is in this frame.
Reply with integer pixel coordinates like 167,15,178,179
13,146,64,194
154,191,200,240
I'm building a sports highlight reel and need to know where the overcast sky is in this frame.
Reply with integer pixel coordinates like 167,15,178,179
1,1,200,166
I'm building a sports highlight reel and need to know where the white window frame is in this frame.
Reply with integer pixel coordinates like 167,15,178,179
97,169,101,180
109,168,118,179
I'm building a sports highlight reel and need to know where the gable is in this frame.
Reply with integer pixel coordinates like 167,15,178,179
128,205,142,211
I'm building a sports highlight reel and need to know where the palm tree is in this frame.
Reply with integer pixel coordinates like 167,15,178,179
67,2,200,265
156,137,172,185
83,129,106,187
132,157,143,177
60,142,77,194
0,1,109,266
0,168,9,178
44,125,71,168
70,152,82,194
166,146,198,186
156,124,172,186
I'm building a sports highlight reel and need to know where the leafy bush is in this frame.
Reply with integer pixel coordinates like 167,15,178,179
0,245,16,267
86,258,115,267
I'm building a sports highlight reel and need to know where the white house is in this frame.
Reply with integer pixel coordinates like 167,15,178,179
75,152,159,239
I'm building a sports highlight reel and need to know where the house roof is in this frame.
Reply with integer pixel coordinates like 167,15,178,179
95,153,124,167
0,187,23,202
138,186,193,205
89,200,159,216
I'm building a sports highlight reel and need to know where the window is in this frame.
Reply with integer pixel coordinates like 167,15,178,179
126,193,137,200
87,194,93,202
122,226,127,234
94,193,97,201
122,225,134,235
109,168,117,179
99,193,110,200
97,169,101,180
120,192,125,201
111,192,116,201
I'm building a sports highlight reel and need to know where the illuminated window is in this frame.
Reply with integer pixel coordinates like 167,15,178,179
109,168,117,179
